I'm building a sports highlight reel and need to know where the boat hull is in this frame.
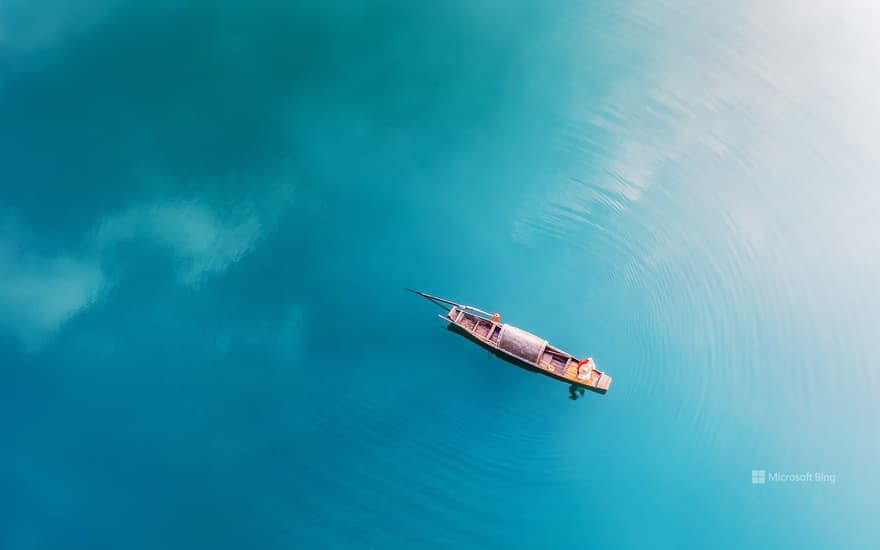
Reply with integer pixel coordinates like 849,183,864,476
447,323,609,394
407,289,611,395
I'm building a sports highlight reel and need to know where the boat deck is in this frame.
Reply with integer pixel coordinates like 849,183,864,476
409,289,610,394
535,349,603,386
451,307,606,388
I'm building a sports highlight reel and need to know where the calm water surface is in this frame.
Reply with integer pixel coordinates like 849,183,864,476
1,1,879,548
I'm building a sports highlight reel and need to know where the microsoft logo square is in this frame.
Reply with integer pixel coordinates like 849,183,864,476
752,470,766,484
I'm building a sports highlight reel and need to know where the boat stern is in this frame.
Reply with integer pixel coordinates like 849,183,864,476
594,372,612,393
577,358,612,394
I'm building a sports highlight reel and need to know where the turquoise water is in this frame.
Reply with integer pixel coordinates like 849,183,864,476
2,1,879,548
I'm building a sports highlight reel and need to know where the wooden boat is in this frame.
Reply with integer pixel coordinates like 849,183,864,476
409,290,612,395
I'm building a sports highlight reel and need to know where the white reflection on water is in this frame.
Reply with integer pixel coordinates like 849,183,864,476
514,0,880,451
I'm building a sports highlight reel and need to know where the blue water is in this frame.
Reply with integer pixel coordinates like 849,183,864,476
2,1,879,548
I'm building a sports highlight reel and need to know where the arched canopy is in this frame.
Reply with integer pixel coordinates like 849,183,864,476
497,325,547,364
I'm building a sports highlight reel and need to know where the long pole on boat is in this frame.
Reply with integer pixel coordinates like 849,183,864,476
405,289,494,318
405,288,455,311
